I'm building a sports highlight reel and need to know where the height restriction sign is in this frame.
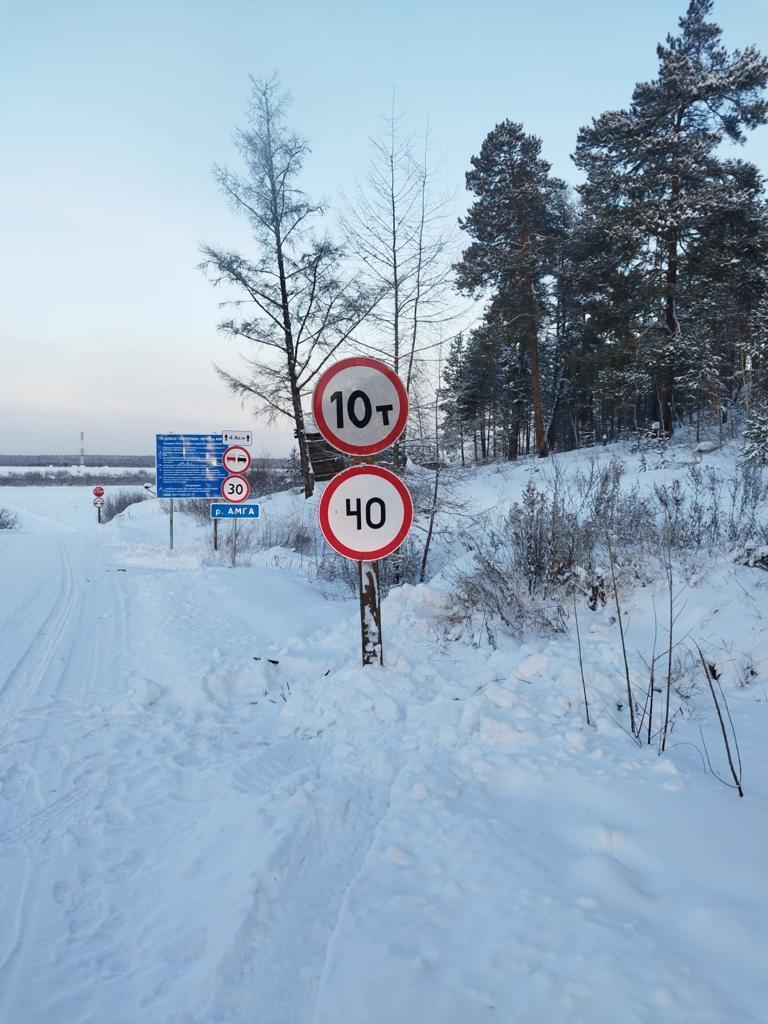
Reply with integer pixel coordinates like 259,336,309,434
319,465,413,561
312,357,408,456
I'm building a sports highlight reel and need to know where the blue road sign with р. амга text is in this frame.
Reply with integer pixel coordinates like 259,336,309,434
155,434,227,498
209,503,261,519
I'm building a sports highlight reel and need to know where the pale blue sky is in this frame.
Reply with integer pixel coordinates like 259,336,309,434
1,0,766,454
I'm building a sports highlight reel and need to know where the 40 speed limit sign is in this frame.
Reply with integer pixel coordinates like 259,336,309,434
313,357,408,456
319,465,413,561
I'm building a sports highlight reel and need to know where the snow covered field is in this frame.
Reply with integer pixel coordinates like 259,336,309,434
0,449,767,1023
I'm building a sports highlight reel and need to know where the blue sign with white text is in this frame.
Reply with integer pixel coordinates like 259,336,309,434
156,434,227,498
209,503,261,519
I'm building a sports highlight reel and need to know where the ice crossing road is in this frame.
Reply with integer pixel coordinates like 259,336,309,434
0,491,375,1024
0,528,129,1020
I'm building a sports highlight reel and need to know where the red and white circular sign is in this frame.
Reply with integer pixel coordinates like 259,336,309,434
221,475,251,503
222,445,252,475
312,357,408,456
92,485,105,497
318,465,413,561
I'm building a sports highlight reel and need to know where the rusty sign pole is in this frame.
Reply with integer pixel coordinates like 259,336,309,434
358,558,383,667
354,452,383,667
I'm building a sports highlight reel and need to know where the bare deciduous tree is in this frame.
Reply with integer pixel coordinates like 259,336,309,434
201,75,374,497
342,109,455,466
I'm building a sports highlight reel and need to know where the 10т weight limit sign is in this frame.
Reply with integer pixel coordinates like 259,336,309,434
313,357,408,457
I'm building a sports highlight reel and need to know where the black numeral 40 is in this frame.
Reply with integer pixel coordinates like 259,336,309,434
345,497,386,530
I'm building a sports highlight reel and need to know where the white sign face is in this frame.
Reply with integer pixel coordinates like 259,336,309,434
319,466,413,560
222,445,252,474
313,357,408,456
93,497,105,508
222,430,253,446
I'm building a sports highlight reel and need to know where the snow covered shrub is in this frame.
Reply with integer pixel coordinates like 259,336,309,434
220,519,259,567
654,463,768,553
250,512,316,555
452,542,568,639
315,536,422,597
177,498,211,525
101,489,148,523
0,506,18,529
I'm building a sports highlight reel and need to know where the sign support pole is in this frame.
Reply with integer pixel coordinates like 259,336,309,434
358,560,383,666
97,507,101,525
169,498,174,551
213,517,219,551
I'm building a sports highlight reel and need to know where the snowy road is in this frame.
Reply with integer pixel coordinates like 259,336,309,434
1,477,768,1023
0,497,368,1023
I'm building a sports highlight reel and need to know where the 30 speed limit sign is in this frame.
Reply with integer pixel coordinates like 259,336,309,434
319,465,413,561
221,475,251,503
313,357,408,456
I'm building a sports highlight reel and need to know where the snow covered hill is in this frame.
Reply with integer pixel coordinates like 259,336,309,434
0,445,766,1023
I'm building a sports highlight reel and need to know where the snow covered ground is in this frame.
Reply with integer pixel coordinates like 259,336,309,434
0,448,767,1023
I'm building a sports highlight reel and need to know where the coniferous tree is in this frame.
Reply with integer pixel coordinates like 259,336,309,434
455,122,568,458
574,0,768,435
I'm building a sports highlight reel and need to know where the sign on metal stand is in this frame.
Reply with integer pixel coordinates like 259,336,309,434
93,495,104,524
313,358,411,666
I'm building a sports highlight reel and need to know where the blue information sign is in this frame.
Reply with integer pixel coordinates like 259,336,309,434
209,503,261,519
155,434,228,498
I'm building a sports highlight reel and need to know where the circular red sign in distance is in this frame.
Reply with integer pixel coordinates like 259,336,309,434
220,474,251,503
318,465,413,561
222,445,252,474
92,486,105,497
312,357,408,457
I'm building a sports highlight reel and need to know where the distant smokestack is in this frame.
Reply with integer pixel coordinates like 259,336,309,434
80,431,85,467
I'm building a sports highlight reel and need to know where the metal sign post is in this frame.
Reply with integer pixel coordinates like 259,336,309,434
358,560,383,666
313,359,411,667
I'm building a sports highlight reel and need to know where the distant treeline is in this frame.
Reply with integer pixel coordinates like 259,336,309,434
0,455,155,467
0,455,291,468
0,471,154,487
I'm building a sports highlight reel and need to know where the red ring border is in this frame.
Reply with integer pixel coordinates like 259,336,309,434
318,465,414,561
312,357,409,456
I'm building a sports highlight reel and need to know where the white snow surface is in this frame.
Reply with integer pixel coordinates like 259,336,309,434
0,448,767,1023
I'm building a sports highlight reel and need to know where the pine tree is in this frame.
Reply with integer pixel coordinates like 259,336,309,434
744,405,768,463
455,122,568,458
574,0,768,435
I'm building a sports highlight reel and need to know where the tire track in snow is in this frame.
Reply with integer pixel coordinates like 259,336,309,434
0,534,124,1017
0,539,78,743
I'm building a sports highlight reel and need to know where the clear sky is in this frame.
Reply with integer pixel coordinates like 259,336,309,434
2,0,766,455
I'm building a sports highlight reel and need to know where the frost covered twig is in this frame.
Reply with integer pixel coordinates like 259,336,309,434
572,595,591,726
606,532,636,735
696,644,744,798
